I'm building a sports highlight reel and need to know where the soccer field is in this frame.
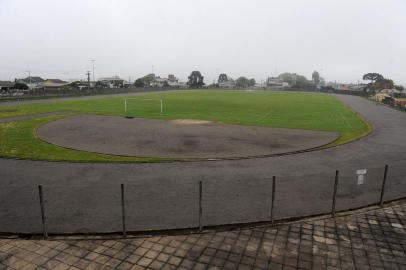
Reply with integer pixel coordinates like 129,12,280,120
0,90,371,162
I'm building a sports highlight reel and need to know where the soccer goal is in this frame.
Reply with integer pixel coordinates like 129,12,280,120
124,98,163,115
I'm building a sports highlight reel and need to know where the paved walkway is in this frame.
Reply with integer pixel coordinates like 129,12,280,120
1,200,405,270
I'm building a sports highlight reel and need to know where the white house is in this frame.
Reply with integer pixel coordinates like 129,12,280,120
98,76,125,88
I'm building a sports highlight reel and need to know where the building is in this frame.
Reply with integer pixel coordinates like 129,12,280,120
0,81,14,91
41,79,69,91
373,93,391,102
167,74,179,87
149,75,180,87
98,76,125,88
267,77,289,88
219,80,236,88
19,76,44,90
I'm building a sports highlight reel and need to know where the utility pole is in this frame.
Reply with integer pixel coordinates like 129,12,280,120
86,71,91,91
26,71,31,89
91,60,95,82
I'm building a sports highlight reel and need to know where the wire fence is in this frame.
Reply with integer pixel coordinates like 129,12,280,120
0,162,405,238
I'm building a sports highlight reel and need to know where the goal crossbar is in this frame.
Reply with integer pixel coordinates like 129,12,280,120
124,98,163,114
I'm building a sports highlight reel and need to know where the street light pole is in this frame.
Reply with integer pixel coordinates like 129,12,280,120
26,70,31,89
91,60,95,82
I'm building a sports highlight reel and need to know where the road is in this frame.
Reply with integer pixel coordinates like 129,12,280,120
0,94,405,234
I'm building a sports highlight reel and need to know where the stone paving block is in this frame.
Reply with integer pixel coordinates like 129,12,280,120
1,201,406,270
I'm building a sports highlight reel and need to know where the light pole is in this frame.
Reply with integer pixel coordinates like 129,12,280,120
26,70,31,89
91,60,95,82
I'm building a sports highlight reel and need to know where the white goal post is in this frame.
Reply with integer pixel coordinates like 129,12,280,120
124,98,163,114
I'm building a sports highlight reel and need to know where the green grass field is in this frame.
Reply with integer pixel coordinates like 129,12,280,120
0,90,371,162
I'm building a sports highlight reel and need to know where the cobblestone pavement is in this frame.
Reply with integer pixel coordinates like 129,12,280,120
0,201,405,270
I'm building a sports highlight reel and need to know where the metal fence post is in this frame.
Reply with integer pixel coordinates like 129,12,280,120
379,164,389,207
121,184,127,237
38,185,48,239
270,176,276,223
198,181,203,232
331,170,339,217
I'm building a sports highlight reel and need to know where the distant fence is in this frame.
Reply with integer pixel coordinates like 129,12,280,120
0,87,185,102
0,161,405,237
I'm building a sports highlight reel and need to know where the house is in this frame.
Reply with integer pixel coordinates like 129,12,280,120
267,77,289,88
150,77,168,87
219,80,236,88
394,98,406,107
98,76,125,88
0,81,14,91
149,75,180,87
19,76,44,90
380,89,401,94
41,79,69,91
167,74,179,87
373,93,391,102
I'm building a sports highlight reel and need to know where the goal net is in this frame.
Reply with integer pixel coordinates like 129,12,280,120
124,98,163,117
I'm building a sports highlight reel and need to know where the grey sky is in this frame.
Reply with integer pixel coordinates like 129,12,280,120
0,0,405,84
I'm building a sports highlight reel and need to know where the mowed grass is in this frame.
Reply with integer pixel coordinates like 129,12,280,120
0,90,371,162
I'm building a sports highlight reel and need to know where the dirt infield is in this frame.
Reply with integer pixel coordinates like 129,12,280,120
36,115,339,159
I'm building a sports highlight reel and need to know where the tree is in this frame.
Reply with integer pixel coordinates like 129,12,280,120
135,74,155,87
14,82,28,90
218,74,228,84
395,85,404,92
312,71,320,85
187,71,204,88
362,73,395,91
278,72,313,89
369,78,394,91
235,77,255,88
235,77,250,88
362,73,384,83
133,79,145,87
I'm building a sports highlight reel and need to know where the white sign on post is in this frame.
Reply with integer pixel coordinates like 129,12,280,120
356,169,367,185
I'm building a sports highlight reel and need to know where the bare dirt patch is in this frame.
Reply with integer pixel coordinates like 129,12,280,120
36,115,339,159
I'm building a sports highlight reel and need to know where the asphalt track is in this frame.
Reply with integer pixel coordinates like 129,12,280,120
0,94,405,234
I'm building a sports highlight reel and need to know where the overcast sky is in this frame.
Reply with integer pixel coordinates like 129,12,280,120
0,0,405,84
